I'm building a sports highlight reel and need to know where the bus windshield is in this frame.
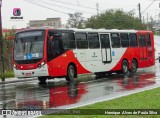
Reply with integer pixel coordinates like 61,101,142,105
14,31,45,61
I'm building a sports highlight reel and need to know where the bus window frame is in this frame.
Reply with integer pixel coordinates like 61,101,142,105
111,33,121,48
146,34,151,47
129,33,138,47
62,32,76,50
139,35,146,47
88,32,100,49
120,33,129,48
75,32,88,49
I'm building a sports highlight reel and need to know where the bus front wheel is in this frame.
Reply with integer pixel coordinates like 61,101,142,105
38,77,47,83
66,64,76,82
122,60,129,74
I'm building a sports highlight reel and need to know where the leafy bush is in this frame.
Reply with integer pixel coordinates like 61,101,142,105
0,71,15,78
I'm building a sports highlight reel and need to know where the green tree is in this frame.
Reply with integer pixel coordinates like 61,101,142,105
85,9,147,30
3,29,16,71
147,16,155,33
67,12,85,28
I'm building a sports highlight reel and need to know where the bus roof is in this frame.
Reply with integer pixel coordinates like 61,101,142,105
16,27,152,34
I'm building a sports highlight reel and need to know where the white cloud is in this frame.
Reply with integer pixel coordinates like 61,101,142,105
1,0,159,29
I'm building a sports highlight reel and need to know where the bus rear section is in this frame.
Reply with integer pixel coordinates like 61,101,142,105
109,30,155,74
136,30,155,68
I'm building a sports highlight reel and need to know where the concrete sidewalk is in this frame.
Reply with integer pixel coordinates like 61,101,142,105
0,77,36,84
0,77,65,85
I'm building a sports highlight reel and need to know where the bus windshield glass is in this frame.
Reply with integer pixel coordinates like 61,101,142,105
14,31,45,61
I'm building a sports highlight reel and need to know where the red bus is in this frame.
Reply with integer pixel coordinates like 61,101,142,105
13,28,155,83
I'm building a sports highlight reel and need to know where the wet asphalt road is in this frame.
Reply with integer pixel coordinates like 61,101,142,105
0,61,160,117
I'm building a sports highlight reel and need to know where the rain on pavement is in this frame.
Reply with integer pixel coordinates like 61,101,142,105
0,60,160,113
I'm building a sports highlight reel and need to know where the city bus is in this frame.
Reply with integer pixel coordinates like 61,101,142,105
13,28,155,83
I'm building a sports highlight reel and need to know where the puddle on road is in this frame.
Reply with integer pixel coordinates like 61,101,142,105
0,71,159,110
0,61,160,110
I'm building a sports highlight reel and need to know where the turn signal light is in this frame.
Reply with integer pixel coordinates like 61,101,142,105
38,61,45,68
13,64,18,70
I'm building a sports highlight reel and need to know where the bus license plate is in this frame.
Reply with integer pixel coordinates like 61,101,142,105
26,73,31,77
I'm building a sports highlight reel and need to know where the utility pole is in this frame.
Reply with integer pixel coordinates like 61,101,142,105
96,3,99,16
0,0,5,82
147,13,149,30
138,3,142,23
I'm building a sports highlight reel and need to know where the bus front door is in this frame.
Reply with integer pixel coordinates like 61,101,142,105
100,34,112,63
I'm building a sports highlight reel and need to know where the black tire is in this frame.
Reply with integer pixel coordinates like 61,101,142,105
95,72,106,79
130,60,138,73
38,77,47,83
66,65,75,82
106,72,112,76
101,73,106,77
95,73,101,79
122,60,129,74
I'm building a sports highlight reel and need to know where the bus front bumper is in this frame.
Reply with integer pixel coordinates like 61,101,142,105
13,64,49,78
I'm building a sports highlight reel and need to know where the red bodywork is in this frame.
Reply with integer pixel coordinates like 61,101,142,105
111,30,155,71
13,29,155,78
47,50,91,77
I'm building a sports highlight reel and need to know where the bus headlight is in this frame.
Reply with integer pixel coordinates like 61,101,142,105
38,61,45,68
13,64,18,70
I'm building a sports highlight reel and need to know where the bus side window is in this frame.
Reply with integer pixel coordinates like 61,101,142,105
146,34,151,47
146,34,152,57
139,35,146,47
53,35,64,54
62,32,75,50
47,36,54,61
129,33,138,47
111,33,120,48
120,33,129,47
75,33,88,49
88,33,100,48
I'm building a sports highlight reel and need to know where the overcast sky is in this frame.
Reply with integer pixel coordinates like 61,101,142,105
1,0,160,29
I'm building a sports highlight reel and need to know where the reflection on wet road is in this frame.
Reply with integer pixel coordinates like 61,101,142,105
0,72,159,110
0,61,160,113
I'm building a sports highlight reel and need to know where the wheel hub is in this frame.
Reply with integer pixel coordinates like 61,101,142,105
69,68,74,78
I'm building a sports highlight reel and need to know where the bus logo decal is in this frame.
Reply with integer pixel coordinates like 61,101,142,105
92,52,97,57
26,54,32,59
112,51,115,56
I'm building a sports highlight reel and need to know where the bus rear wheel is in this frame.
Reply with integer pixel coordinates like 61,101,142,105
130,60,138,73
38,77,47,84
66,64,76,82
122,60,129,74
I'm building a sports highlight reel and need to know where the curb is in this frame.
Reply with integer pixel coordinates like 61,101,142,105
0,77,37,85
